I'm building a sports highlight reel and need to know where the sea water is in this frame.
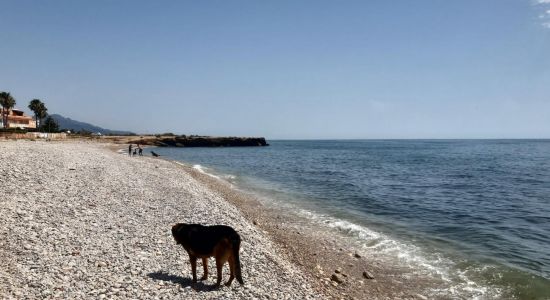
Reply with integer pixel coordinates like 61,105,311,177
154,140,550,299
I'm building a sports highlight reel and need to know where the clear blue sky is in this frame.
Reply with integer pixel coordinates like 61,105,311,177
1,0,549,139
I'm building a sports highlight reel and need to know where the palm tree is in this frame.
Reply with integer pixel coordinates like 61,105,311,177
0,91,9,128
28,99,48,131
0,91,16,129
28,99,42,128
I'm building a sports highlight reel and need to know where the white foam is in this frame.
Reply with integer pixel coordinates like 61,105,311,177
192,164,203,172
224,174,237,180
191,164,220,179
295,208,498,298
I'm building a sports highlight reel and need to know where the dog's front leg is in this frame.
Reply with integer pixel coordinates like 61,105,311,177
189,255,198,283
200,258,208,281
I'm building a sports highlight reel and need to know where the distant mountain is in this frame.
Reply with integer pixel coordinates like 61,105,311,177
50,114,135,135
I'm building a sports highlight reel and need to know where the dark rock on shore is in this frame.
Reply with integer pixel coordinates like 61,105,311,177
363,271,375,279
129,136,269,147
331,273,345,284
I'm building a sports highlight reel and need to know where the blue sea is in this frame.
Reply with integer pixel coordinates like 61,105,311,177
154,140,550,299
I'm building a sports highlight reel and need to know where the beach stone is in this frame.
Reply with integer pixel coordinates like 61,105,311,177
0,141,325,300
96,261,107,267
331,274,345,284
362,271,374,279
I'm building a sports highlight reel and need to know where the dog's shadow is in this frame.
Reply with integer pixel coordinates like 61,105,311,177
147,271,219,291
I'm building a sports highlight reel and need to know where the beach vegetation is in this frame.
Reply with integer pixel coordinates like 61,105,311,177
0,91,16,129
106,132,136,136
0,127,27,134
42,116,59,133
76,129,92,136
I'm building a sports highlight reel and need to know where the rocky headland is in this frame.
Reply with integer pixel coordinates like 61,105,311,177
128,136,269,148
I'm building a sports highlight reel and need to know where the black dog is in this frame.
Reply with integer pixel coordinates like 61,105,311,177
172,223,244,286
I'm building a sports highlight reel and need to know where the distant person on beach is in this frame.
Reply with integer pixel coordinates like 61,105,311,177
128,144,132,156
138,147,143,156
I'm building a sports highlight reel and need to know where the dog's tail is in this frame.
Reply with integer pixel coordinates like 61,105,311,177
231,233,244,285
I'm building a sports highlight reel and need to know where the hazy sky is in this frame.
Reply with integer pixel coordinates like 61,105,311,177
1,0,549,139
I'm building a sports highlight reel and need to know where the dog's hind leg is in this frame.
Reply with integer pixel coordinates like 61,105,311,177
189,255,198,283
225,255,235,286
215,252,231,287
200,258,208,281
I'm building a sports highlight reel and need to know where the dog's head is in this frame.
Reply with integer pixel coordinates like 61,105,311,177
171,223,187,244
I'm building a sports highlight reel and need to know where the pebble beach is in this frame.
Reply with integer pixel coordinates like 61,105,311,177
0,140,321,299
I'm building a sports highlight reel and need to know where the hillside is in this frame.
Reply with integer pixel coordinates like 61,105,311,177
50,114,135,135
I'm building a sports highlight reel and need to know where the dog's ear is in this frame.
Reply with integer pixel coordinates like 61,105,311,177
172,223,181,233
172,223,187,236
172,224,183,244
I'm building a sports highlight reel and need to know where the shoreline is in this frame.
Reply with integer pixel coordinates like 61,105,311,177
111,142,439,299
127,145,457,300
165,161,452,300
